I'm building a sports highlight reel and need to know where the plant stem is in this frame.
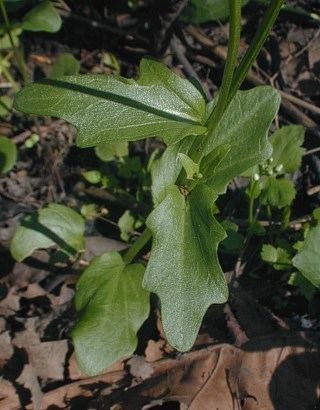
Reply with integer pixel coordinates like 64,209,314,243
1,62,19,91
186,0,241,170
248,196,255,225
228,0,284,100
123,227,152,265
0,0,28,83
248,179,258,224
207,0,242,135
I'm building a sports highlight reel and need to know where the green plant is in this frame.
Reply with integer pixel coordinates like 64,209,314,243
0,0,62,83
0,135,16,173
11,0,291,375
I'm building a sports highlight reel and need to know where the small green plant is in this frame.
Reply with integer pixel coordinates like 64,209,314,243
0,0,62,83
11,0,306,376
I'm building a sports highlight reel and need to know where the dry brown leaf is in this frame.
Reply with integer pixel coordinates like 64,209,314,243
0,286,20,315
145,339,167,362
12,318,69,381
127,356,154,381
17,364,42,410
0,380,20,409
39,334,320,410
0,331,14,367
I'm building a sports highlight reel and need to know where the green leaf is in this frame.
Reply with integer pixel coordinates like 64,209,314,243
80,203,98,220
270,125,305,173
118,210,135,242
313,208,320,222
221,221,244,252
14,59,207,148
151,137,195,206
144,184,228,351
177,153,202,180
203,87,280,194
261,244,292,271
288,272,316,301
261,177,296,209
138,58,206,124
49,53,80,78
200,143,231,186
10,203,85,262
95,141,128,162
22,0,62,33
82,170,101,184
249,220,266,236
0,27,21,50
0,136,17,174
292,225,320,288
72,252,149,375
181,0,250,23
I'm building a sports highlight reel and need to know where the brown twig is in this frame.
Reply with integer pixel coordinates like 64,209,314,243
170,35,211,100
303,147,320,156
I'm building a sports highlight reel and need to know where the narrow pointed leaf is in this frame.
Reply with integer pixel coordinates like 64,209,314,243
177,153,201,180
151,137,195,206
203,86,281,193
144,184,228,351
14,59,207,147
72,252,150,375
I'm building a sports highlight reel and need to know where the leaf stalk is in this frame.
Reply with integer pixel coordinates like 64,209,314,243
123,227,152,265
207,0,242,135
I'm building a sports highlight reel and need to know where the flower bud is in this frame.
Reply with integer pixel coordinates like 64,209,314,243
275,164,283,173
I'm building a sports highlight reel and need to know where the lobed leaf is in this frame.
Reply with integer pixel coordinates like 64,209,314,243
261,177,296,209
72,252,150,375
144,184,228,351
261,244,292,271
14,59,207,148
203,86,281,193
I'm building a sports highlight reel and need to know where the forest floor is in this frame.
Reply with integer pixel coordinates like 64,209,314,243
0,1,320,409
